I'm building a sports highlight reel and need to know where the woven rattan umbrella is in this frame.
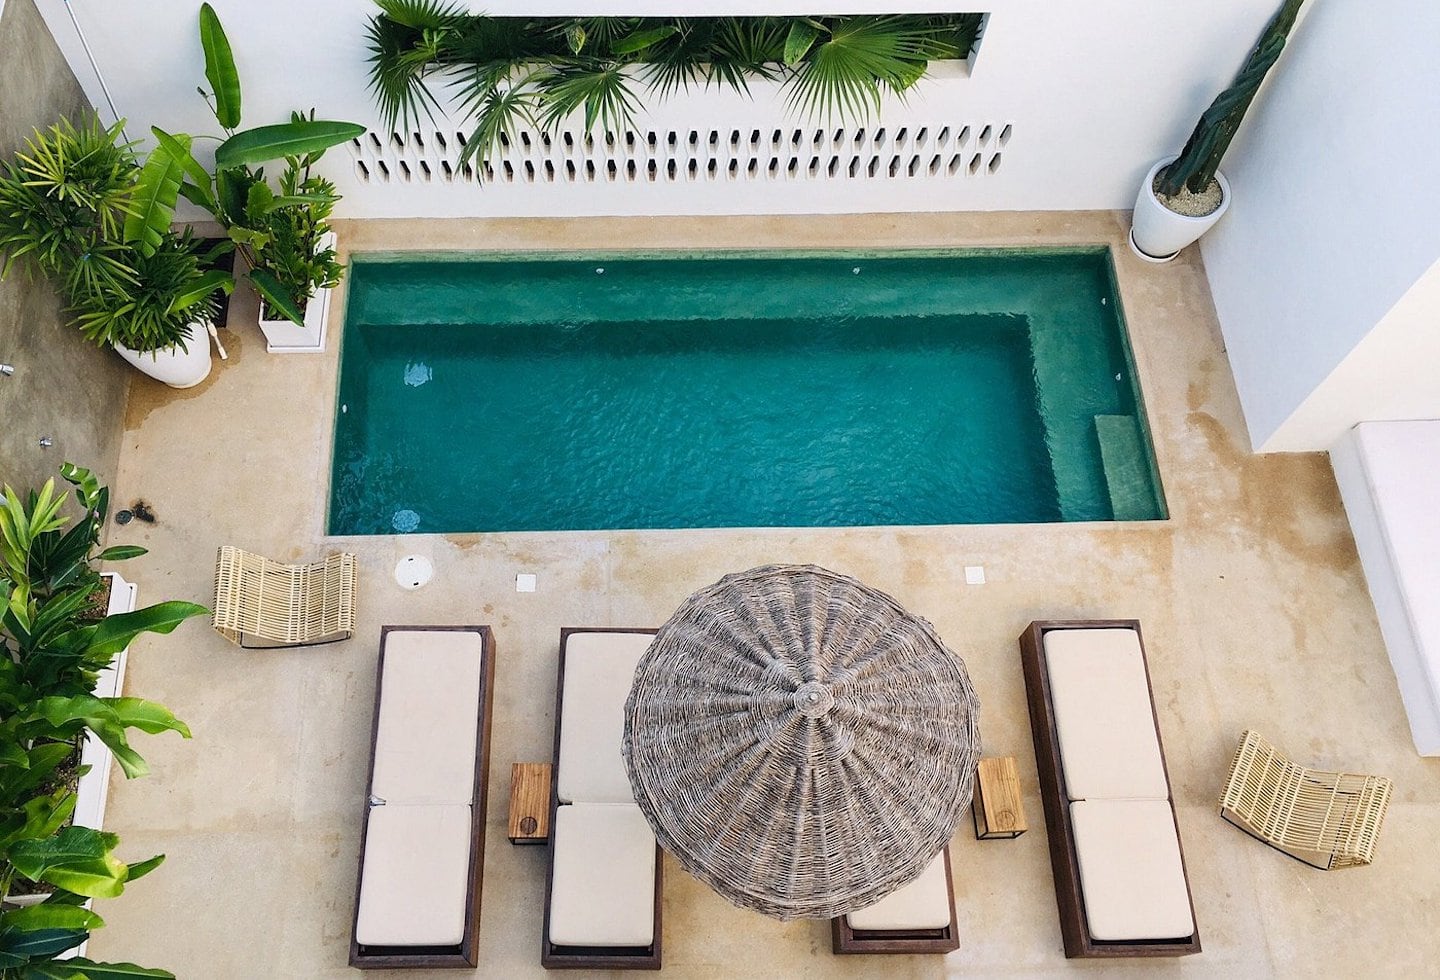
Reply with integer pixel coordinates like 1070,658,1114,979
622,564,981,920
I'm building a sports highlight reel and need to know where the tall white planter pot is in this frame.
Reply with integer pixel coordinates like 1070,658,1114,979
113,321,213,388
1130,157,1232,263
256,231,337,354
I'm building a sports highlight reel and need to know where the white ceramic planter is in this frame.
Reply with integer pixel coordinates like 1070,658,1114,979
256,231,337,354
1130,157,1231,263
113,322,213,388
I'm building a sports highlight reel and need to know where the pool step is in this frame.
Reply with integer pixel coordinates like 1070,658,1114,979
1094,414,1154,521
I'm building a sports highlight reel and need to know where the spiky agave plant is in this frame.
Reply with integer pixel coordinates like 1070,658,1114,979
1155,0,1305,198
363,2,983,171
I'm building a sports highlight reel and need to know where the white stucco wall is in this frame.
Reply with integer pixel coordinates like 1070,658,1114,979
33,0,1284,217
1200,0,1440,453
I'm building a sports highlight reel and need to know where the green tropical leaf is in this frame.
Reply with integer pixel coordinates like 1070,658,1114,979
123,853,165,882
783,20,822,64
124,141,187,257
168,269,233,314
24,957,175,980
248,267,305,325
94,545,147,562
214,121,366,169
9,826,128,899
199,3,242,129
0,926,87,959
0,904,104,934
85,601,209,657
611,26,678,55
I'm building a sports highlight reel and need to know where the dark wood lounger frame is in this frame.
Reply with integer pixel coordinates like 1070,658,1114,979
542,627,663,970
1019,620,1201,959
830,849,960,954
349,625,496,970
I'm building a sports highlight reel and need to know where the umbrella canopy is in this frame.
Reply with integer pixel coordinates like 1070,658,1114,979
622,564,981,920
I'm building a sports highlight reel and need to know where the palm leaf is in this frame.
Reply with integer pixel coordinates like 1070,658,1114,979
456,75,539,169
783,16,948,123
533,60,640,134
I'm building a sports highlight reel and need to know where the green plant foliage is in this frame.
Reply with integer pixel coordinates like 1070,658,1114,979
0,116,138,299
364,5,984,169
0,117,235,355
0,466,198,980
69,231,226,352
198,2,242,130
140,6,357,326
1157,0,1305,197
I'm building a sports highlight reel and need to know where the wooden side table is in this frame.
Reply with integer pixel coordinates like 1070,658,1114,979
973,756,1027,840
508,762,552,844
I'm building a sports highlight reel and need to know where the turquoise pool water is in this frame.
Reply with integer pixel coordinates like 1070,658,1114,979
330,250,1165,534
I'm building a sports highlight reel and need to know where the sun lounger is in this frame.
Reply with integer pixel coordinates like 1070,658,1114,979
350,626,495,969
542,628,662,970
831,849,959,954
1019,620,1200,958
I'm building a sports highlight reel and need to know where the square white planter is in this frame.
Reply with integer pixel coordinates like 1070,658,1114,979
256,231,337,354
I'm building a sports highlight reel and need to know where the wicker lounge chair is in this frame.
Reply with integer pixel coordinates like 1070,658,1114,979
542,628,662,970
212,545,356,648
1220,729,1393,869
350,626,495,969
1019,620,1200,958
831,849,959,954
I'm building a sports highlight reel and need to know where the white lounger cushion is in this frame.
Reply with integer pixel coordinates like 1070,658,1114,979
549,803,657,948
371,630,484,804
845,852,952,931
1044,628,1169,801
355,803,472,947
557,631,653,804
1070,799,1194,942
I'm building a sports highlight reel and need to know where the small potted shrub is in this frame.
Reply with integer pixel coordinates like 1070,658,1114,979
0,117,233,387
143,4,362,352
1130,0,1305,262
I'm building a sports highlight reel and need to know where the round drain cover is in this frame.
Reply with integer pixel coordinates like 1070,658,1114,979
395,555,433,590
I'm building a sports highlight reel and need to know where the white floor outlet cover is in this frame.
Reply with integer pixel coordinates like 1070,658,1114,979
395,555,434,590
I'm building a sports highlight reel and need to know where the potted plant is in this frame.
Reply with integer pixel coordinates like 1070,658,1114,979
143,4,363,352
1130,0,1305,262
0,463,206,976
364,5,984,171
0,117,234,387
74,231,231,388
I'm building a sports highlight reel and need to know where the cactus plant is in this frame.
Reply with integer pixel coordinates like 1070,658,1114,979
1155,0,1305,199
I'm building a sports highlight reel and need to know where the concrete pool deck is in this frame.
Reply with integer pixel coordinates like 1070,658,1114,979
89,212,1440,977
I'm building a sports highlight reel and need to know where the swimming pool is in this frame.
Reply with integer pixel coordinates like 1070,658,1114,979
329,250,1164,534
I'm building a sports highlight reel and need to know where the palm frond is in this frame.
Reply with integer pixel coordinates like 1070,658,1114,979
372,0,466,31
707,18,786,95
783,16,949,123
365,7,458,129
457,76,540,170
533,60,640,134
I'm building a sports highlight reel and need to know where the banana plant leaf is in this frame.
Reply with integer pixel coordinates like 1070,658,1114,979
0,904,104,934
199,3,241,129
84,601,209,658
8,826,128,899
22,957,175,979
124,139,189,257
0,927,87,961
167,269,233,315
249,268,305,325
214,121,366,169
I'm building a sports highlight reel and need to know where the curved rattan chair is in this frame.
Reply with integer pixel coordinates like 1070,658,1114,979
212,546,356,648
1219,729,1392,870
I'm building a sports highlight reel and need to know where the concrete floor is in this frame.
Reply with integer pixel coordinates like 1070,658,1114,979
88,212,1440,978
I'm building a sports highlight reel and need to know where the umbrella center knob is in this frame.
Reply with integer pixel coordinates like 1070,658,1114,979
793,681,835,718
